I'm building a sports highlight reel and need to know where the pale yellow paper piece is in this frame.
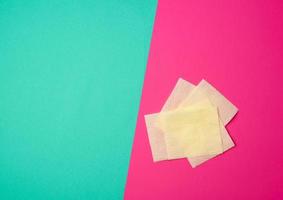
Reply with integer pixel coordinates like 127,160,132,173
189,124,234,167
145,79,194,162
179,82,236,167
145,113,168,161
161,79,195,111
157,100,223,158
181,79,238,125
145,78,238,166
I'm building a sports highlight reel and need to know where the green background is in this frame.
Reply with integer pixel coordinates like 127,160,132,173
0,0,156,199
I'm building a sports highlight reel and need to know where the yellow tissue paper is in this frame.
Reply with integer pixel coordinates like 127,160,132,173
145,79,194,161
189,124,234,167
145,113,169,161
181,79,238,125
157,100,223,158
178,82,236,167
144,78,238,167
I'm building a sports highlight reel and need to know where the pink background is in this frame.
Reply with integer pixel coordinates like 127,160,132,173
125,0,283,199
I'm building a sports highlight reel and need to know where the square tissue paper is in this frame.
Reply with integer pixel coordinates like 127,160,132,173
145,78,238,168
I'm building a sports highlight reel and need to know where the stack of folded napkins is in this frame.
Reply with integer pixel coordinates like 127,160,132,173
145,78,238,168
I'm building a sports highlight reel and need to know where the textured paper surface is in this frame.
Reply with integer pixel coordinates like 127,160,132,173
145,113,169,161
179,81,236,167
181,79,238,125
145,78,237,166
158,100,223,158
145,79,195,161
162,79,195,111
189,124,234,167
